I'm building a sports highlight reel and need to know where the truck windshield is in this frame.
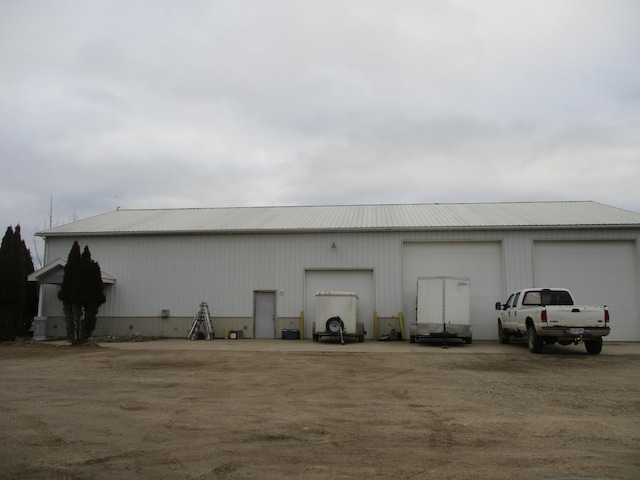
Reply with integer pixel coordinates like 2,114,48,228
522,290,573,306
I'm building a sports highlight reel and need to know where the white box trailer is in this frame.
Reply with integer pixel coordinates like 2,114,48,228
313,291,365,344
410,276,472,344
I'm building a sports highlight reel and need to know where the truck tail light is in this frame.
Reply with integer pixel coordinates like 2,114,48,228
541,309,547,323
604,309,609,324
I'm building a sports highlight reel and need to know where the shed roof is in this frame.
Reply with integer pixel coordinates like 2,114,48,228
27,258,116,284
37,201,640,237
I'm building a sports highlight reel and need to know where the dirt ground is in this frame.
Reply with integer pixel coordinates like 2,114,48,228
1,339,639,480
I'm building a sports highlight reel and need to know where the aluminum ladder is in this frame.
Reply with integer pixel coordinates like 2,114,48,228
188,302,215,340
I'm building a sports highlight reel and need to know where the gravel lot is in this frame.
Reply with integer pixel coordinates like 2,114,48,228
1,339,639,480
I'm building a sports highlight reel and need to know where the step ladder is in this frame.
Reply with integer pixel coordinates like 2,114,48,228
188,302,215,340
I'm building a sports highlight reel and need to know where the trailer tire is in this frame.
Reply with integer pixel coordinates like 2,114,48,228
585,337,603,355
527,324,544,354
313,333,319,342
465,336,472,344
326,317,343,334
409,335,416,343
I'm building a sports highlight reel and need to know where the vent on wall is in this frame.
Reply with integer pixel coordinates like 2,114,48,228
161,309,170,318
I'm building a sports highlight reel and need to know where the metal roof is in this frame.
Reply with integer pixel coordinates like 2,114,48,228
37,201,640,237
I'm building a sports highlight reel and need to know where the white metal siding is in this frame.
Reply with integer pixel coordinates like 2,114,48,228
403,242,504,340
42,233,385,321
533,240,640,341
38,228,640,341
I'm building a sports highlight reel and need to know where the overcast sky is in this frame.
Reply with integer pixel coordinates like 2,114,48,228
1,0,639,264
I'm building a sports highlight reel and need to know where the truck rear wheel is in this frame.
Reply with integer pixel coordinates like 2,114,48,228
585,337,603,355
527,325,544,354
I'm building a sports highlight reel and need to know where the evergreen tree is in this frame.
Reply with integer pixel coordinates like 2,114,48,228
58,242,83,344
80,246,106,340
0,226,27,341
58,242,106,344
0,227,15,340
21,233,38,336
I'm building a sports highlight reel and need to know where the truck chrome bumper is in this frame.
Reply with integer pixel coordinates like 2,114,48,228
540,327,610,338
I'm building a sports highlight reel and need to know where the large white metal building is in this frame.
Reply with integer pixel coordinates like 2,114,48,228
30,201,640,342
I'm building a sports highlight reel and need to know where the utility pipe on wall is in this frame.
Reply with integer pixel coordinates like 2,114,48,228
373,311,378,340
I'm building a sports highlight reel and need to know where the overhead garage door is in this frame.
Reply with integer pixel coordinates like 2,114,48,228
402,242,504,340
534,241,640,341
304,270,375,339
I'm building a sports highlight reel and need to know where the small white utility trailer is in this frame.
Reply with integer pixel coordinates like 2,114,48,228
313,291,365,344
410,277,472,344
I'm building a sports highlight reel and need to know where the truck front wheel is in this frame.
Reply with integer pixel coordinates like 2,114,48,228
585,337,603,355
527,325,544,354
498,321,510,344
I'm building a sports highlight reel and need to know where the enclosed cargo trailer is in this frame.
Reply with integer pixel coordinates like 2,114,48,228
313,291,365,344
410,276,472,344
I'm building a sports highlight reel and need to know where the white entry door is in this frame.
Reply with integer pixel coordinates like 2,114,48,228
254,291,276,339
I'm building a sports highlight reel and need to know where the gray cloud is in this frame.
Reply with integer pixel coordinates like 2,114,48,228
1,0,639,264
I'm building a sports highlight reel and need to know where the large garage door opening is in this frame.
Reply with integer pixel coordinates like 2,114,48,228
534,241,640,341
304,270,375,339
402,242,504,340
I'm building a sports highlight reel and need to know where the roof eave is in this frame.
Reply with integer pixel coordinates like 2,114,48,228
36,223,640,238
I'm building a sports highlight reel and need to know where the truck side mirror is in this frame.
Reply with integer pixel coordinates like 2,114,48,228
495,302,502,311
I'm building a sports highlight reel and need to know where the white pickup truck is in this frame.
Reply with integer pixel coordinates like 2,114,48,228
495,288,610,354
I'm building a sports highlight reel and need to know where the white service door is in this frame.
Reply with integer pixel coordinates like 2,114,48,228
254,291,276,339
